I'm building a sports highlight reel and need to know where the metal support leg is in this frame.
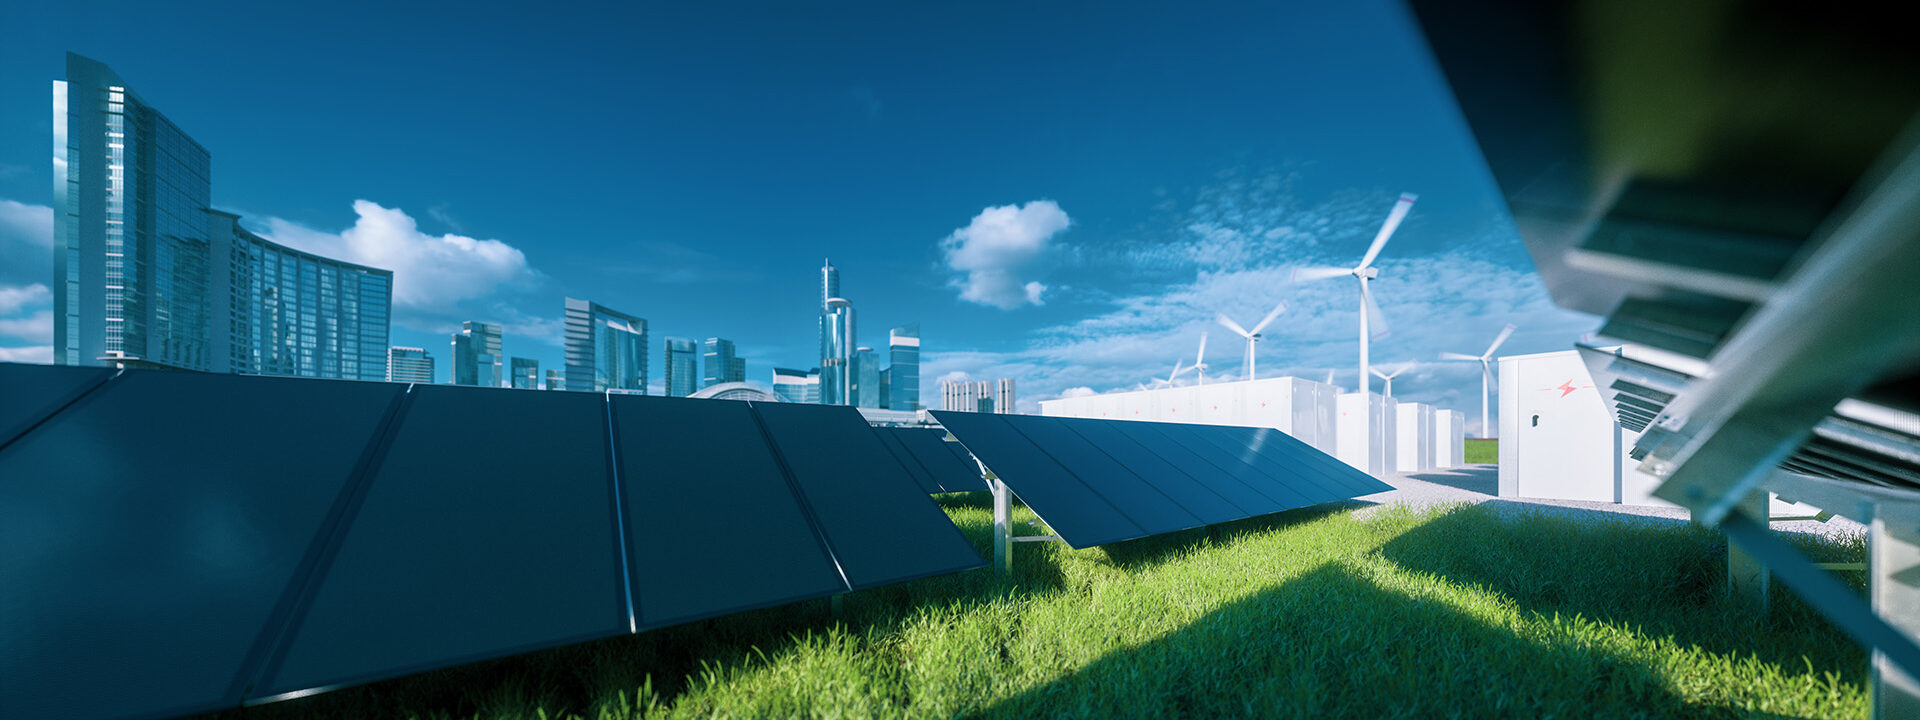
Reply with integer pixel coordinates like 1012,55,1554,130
992,477,1011,577
1725,492,1770,609
1874,500,1920,718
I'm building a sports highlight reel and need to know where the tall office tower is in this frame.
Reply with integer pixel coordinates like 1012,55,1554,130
879,368,891,410
464,321,503,387
564,297,647,393
702,337,745,387
450,333,474,385
387,347,434,384
887,323,920,411
664,337,698,397
206,212,392,380
820,258,839,310
804,368,821,404
510,357,539,390
995,378,1016,414
851,347,880,409
819,298,854,405
941,380,988,413
545,369,565,391
55,54,390,379
772,367,812,404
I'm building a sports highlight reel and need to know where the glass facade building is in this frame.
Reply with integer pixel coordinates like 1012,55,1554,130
819,298,854,405
664,337,698,397
888,323,920,411
702,337,745,388
56,54,389,379
563,297,647,393
851,347,880,409
450,321,502,387
387,346,434,384
772,367,819,405
545,369,565,391
510,356,539,389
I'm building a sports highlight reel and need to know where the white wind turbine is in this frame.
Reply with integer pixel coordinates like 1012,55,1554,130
1441,324,1516,438
1369,361,1414,399
1163,332,1211,387
1215,302,1287,382
1291,193,1418,395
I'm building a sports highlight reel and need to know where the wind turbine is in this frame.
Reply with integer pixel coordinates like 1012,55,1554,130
1162,332,1212,387
1369,362,1414,399
1216,301,1287,382
1441,324,1516,438
1291,193,1418,395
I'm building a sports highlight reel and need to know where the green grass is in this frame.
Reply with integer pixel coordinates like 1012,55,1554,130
1464,438,1499,464
225,497,1868,720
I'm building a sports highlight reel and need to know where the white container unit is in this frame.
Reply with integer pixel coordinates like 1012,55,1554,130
1395,403,1435,472
1496,350,1670,505
1433,410,1465,467
1336,392,1398,476
1037,377,1339,456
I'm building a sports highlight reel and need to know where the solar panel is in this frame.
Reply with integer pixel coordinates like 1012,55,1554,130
610,394,847,629
0,370,405,720
935,411,1389,548
252,386,629,701
751,404,985,587
872,429,943,494
885,427,988,493
933,411,1146,547
0,362,113,448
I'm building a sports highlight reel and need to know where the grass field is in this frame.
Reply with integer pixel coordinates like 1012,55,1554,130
230,497,1868,720
1464,438,1498,464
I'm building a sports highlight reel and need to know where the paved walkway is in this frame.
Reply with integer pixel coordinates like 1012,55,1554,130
1353,465,1865,542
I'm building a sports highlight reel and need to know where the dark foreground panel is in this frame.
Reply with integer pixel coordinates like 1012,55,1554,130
0,362,114,447
933,411,1389,548
877,426,989,494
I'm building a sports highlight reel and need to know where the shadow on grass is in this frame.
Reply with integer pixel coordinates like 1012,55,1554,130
1098,500,1372,572
1400,465,1498,495
1376,504,1866,686
977,562,1701,718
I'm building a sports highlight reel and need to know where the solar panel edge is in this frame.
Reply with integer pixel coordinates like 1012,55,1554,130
1047,417,1233,529
601,391,641,634
995,414,1207,535
0,365,116,456
237,384,419,703
932,411,1151,545
740,402,856,594
894,428,990,493
874,428,943,494
244,626,634,707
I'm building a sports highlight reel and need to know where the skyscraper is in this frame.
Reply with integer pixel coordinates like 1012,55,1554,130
820,258,839,310
450,333,474,385
664,337,698,397
888,323,920,411
545,369,565,391
564,297,647,393
820,297,854,405
53,53,391,379
387,347,434,384
851,347,880,409
942,378,1016,413
996,378,1017,414
702,337,745,387
450,321,502,387
772,367,814,404
510,357,539,389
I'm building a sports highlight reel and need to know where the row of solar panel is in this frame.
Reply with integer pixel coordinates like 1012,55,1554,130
933,411,1394,548
0,363,983,720
872,426,989,494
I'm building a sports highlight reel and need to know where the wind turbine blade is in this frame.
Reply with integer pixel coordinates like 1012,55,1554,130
1482,323,1518,358
1290,266,1350,283
1370,367,1388,380
1357,193,1417,269
1439,352,1480,361
1214,313,1251,338
1325,369,1336,385
1247,300,1289,336
1194,331,1208,365
1360,280,1389,338
1168,358,1184,385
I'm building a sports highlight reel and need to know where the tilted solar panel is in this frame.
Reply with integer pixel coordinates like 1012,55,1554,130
251,385,629,701
0,370,405,720
872,429,943,494
934,411,1388,548
751,404,984,588
885,427,988,493
0,362,113,448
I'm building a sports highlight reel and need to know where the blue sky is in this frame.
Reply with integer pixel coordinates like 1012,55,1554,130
0,0,1596,431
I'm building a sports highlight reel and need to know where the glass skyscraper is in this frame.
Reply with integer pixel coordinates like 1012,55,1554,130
888,323,920,411
450,321,502,387
702,337,745,387
55,53,390,379
772,367,819,404
564,297,647,393
820,297,854,405
545,369,565,391
387,346,434,384
664,337,698,397
851,347,880,409
510,356,539,389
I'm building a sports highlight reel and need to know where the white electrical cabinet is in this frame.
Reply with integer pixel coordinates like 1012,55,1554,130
1496,350,1668,504
1433,409,1465,467
1039,377,1339,455
1395,403,1434,472
1336,392,1397,476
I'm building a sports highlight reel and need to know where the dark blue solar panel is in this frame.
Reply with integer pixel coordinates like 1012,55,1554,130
890,427,988,493
1155,422,1345,506
1048,417,1246,525
751,403,984,588
1227,426,1392,497
931,411,1145,547
0,370,403,720
610,395,847,629
253,386,628,700
872,429,942,494
0,362,113,448
1105,421,1293,515
997,414,1204,535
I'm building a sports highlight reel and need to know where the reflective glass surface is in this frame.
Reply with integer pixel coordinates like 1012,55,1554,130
1049,417,1246,524
932,411,1145,547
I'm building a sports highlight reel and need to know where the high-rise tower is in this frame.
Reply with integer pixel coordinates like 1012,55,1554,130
888,323,920,411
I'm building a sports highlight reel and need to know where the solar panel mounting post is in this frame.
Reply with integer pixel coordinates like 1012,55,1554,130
1872,500,1920,717
991,466,1011,576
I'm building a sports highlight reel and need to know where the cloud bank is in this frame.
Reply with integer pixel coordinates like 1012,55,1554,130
942,200,1069,309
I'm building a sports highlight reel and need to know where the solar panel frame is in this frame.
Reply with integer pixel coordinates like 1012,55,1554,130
996,414,1207,536
1235,425,1394,497
0,362,115,450
871,428,943,494
889,427,989,493
933,411,1146,547
1046,416,1248,525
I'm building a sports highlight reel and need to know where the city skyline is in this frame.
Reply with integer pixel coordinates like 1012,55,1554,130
0,2,1599,426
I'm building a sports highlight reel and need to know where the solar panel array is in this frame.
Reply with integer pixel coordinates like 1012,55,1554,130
0,365,983,720
872,426,989,494
932,411,1393,548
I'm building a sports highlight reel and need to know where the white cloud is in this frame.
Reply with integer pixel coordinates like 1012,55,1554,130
0,200,54,288
0,284,50,316
260,200,539,317
935,370,971,385
0,200,52,248
941,200,1069,309
1059,386,1097,399
0,310,52,343
0,345,52,363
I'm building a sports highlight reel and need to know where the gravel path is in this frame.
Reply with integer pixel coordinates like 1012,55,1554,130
1351,465,1866,543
